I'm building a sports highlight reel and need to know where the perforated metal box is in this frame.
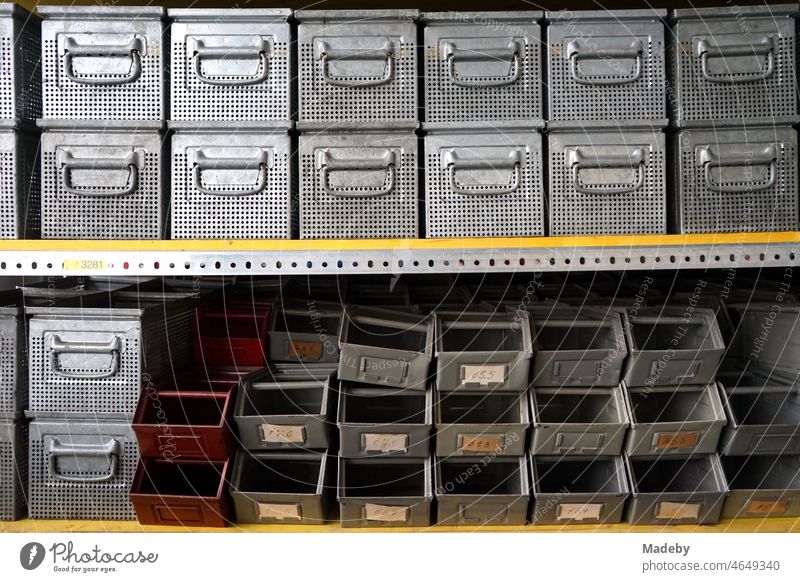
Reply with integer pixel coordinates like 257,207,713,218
0,418,26,520
299,129,418,239
670,4,799,127
423,125,544,238
0,3,41,127
0,123,40,238
170,123,293,239
296,10,418,128
548,125,666,235
671,125,798,233
39,5,165,121
546,9,667,125
422,11,542,124
39,123,166,239
0,291,25,413
169,9,291,122
28,416,137,520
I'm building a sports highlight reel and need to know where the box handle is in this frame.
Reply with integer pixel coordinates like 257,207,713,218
63,36,144,86
316,41,395,88
59,150,142,198
697,145,777,193
317,149,396,198
566,39,642,86
443,41,521,88
458,503,507,523
443,150,522,196
192,150,271,197
47,438,121,483
48,334,121,379
192,39,271,87
696,35,775,83
569,147,645,195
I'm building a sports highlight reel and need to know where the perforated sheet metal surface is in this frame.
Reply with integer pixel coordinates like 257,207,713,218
549,128,666,235
171,128,293,239
28,418,136,520
299,131,418,239
425,129,544,237
0,8,41,125
0,300,25,413
673,126,798,233
0,419,26,521
0,129,40,239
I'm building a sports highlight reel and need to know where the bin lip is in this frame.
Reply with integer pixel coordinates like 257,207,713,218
434,455,530,497
168,8,291,21
530,455,631,496
422,10,543,23
169,121,293,132
339,306,435,358
131,458,230,501
235,371,332,419
530,385,629,427
38,5,166,19
296,9,419,22
37,119,166,132
547,119,669,132
546,8,668,22
435,311,533,357
434,386,530,426
624,453,730,496
672,4,798,20
623,381,728,428
338,382,433,426
422,120,546,133
230,448,328,497
337,455,433,502
132,390,231,429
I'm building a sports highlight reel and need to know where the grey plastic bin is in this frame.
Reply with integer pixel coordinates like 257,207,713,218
422,11,543,124
338,456,432,527
436,390,528,457
721,455,800,519
436,312,532,393
625,454,729,525
0,122,40,239
269,300,342,364
530,387,629,456
530,456,629,524
338,383,432,458
0,4,41,126
0,417,26,520
624,383,726,456
230,450,332,524
169,9,291,122
338,307,434,391
435,456,530,526
0,291,25,413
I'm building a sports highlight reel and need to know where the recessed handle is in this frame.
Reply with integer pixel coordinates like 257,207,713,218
63,36,144,86
696,35,775,83
567,39,642,86
458,503,508,523
48,334,121,379
59,150,142,197
569,147,645,195
443,41,521,88
443,150,522,196
47,437,121,483
317,149,397,198
192,39,271,86
192,150,271,197
316,40,395,87
697,144,777,193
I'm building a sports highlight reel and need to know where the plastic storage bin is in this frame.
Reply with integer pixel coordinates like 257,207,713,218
194,300,271,367
435,456,530,526
624,383,726,456
131,458,231,527
436,391,528,457
338,307,434,391
422,11,543,124
39,5,166,121
230,450,331,524
170,124,294,239
0,290,25,413
168,9,291,122
0,122,40,238
269,301,342,364
423,126,545,238
530,387,629,456
0,4,41,126
338,456,432,527
721,455,800,519
625,454,729,525
530,456,630,524
0,417,26,521
436,312,532,393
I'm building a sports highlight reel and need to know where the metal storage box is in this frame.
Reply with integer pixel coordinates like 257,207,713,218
670,4,799,127
436,312,532,393
436,391,528,457
338,456,432,527
436,456,530,526
0,123,40,238
625,454,729,525
39,5,165,121
299,130,419,239
39,124,166,239
734,304,800,379
28,416,137,520
622,307,725,387
721,455,800,519
530,387,629,456
548,126,666,235
546,9,667,125
231,450,331,524
0,418,26,520
234,370,332,450
194,300,271,367
154,365,261,394
423,126,544,238
170,124,293,239
338,383,432,458
131,458,231,527
531,312,627,387
338,307,434,391
530,456,629,524
269,301,342,364
169,9,291,122
296,10,418,127
422,11,542,124
0,3,41,126
671,125,798,233
624,383,726,456
348,280,411,307
0,291,25,413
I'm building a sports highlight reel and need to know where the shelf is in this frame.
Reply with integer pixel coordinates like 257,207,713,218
1,232,798,276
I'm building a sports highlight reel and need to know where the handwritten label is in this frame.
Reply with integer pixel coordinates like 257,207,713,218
459,434,504,453
260,424,305,444
461,364,506,386
287,340,322,360
557,503,603,521
655,431,700,450
258,503,302,520
364,503,409,523
656,502,701,520
746,500,789,515
363,433,409,453
63,259,106,272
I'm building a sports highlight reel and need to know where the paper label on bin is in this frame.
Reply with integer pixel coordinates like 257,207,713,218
364,503,409,523
363,433,409,453
656,502,701,520
459,434,505,453
461,364,506,386
557,503,603,521
258,503,302,520
287,340,322,360
746,500,789,515
654,431,700,450
260,424,305,444
64,259,107,272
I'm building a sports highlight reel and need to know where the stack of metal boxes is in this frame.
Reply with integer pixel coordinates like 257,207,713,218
669,5,799,233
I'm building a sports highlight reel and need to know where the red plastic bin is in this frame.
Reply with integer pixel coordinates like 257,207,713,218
194,301,271,366
130,458,231,528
